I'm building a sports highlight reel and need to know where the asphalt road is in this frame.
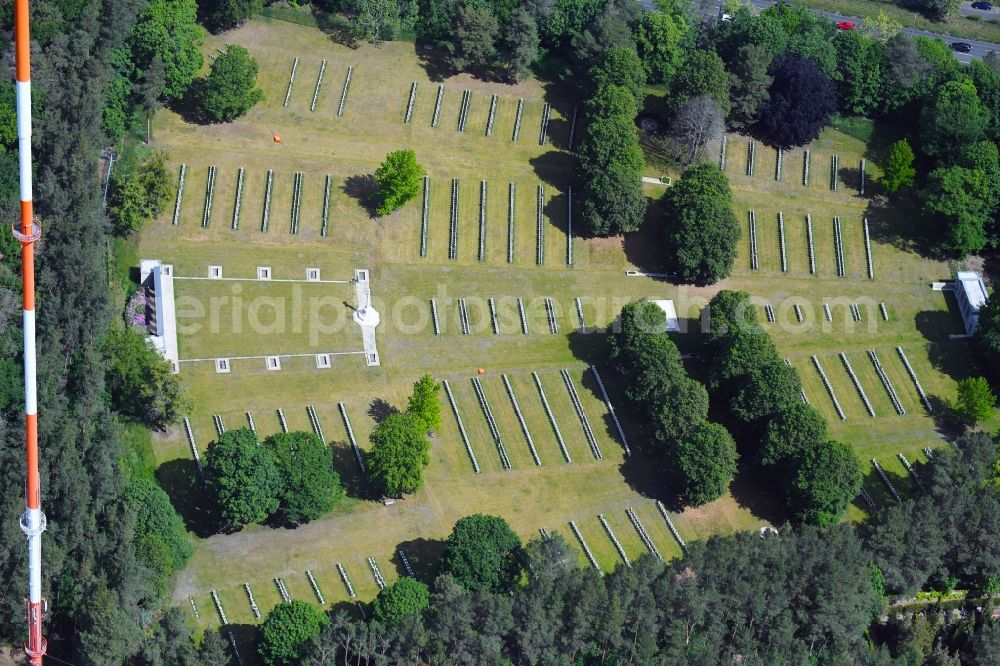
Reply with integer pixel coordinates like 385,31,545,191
639,0,1000,63
749,0,1000,62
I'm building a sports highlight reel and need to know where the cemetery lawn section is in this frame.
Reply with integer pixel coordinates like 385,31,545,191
137,17,994,643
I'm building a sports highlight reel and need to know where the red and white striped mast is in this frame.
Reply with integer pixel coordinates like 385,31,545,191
11,0,47,661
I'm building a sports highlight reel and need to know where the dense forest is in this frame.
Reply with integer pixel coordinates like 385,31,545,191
0,0,217,661
0,0,996,663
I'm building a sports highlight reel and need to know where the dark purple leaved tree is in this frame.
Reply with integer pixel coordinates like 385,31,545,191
756,56,837,148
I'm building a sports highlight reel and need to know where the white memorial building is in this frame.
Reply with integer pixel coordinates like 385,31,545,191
955,270,988,336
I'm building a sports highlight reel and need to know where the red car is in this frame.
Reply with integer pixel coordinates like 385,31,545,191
837,21,856,30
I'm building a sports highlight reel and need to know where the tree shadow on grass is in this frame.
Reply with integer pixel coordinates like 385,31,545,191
393,537,447,582
330,599,367,621
926,394,966,442
839,165,861,194
342,174,378,218
617,452,678,507
863,191,940,259
543,189,569,246
528,152,575,190
566,330,610,369
156,459,225,538
865,465,912,508
540,82,580,151
167,85,216,126
622,197,670,276
727,466,789,526
330,440,379,501
367,398,399,424
413,43,453,83
226,625,257,663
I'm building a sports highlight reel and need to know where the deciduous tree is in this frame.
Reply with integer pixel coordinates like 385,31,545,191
372,576,431,623
975,297,1000,373
634,0,688,84
651,377,709,447
407,374,442,432
265,431,344,523
922,165,992,257
108,150,173,235
954,376,996,425
919,79,989,161
368,411,431,497
670,49,731,117
589,47,646,114
374,149,425,217
729,358,801,425
201,0,262,32
129,0,204,100
346,0,416,43
882,139,916,193
761,401,828,466
259,600,330,666
192,44,263,122
103,326,189,426
205,428,282,527
672,94,725,167
666,420,738,506
441,514,524,592
833,29,885,117
757,56,837,148
576,112,646,236
662,163,740,285
786,440,862,526
126,478,192,595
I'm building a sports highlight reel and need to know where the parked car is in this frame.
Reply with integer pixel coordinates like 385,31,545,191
972,2,993,10
952,42,974,53
836,21,856,30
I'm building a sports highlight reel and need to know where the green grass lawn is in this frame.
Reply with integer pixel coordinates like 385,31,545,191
135,19,994,644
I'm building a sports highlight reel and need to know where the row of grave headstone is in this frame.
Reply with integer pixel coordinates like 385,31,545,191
213,553,418,630
430,296,576,336
807,349,932,420
442,379,481,473
561,368,602,460
762,302,873,324
566,504,687,573
283,58,351,114
471,376,512,470
430,179,570,266
840,351,876,417
726,141,866,192
812,355,847,420
502,374,542,466
746,211,873,279
598,514,630,567
783,359,811,405
409,84,560,147
187,365,630,478
454,370,612,471
869,350,906,416
173,165,332,237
